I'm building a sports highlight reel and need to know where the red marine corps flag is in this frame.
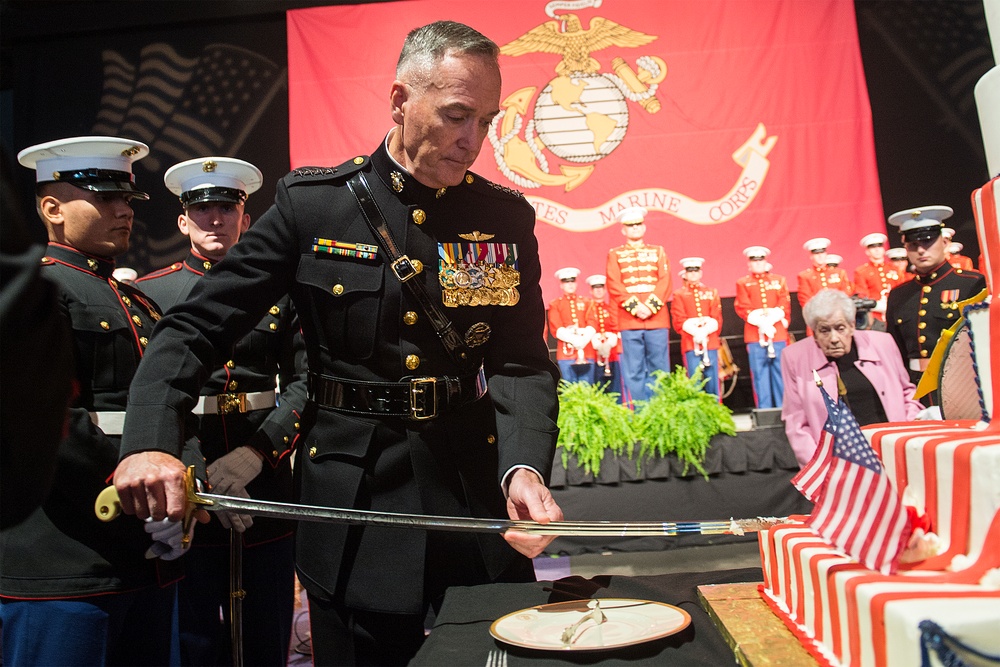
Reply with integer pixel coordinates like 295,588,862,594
288,0,883,303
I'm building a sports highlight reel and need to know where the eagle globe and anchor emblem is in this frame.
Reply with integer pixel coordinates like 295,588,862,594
490,1,667,192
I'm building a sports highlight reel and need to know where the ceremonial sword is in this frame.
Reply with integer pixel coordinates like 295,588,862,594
95,467,793,544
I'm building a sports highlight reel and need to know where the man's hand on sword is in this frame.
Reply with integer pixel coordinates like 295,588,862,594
113,452,209,554
504,468,564,559
114,451,188,521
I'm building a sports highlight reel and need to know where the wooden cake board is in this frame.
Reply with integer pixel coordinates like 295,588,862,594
697,582,818,666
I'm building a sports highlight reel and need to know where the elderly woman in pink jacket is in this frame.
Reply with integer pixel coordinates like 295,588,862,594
781,289,925,466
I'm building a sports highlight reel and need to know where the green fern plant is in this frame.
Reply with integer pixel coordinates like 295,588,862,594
634,367,737,478
555,380,636,475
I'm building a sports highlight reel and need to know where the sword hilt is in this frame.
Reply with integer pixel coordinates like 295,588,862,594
94,465,211,550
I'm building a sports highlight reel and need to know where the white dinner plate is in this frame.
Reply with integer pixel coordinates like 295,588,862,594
489,598,691,651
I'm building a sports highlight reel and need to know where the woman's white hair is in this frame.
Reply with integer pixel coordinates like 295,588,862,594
802,289,856,330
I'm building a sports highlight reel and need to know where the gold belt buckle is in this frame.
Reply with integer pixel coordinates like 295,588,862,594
409,377,438,420
216,392,248,415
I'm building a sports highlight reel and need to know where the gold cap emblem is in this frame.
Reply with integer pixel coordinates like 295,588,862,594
203,160,217,172
121,145,141,157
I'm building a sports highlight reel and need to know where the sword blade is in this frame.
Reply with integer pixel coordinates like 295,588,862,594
196,492,791,537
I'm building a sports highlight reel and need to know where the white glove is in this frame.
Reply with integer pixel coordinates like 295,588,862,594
915,406,942,421
572,326,596,350
746,308,766,327
682,316,718,337
591,332,618,349
207,446,263,494
555,326,577,345
591,333,617,357
144,517,193,561
214,487,254,533
764,307,788,328
758,323,777,340
874,297,887,314
207,446,263,532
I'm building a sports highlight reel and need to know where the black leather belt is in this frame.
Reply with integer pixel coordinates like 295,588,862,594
308,367,487,420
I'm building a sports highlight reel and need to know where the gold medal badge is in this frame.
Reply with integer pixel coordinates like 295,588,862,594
464,322,491,347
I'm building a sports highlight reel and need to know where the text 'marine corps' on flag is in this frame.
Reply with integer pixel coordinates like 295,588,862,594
806,394,912,575
286,0,884,304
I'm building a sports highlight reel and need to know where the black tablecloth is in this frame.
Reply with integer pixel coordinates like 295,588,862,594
547,429,813,555
411,568,763,666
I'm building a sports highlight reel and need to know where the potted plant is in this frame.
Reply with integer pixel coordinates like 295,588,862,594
555,380,635,479
634,367,737,478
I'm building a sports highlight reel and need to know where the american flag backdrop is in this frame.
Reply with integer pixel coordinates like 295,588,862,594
806,396,912,575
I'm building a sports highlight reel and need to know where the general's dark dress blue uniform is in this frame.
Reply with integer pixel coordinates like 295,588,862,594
119,141,560,641
136,248,306,666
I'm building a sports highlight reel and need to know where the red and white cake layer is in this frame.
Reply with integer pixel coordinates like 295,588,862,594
759,426,1000,666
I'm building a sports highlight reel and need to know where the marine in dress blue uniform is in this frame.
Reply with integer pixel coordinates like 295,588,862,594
885,206,986,401
0,137,177,666
112,22,563,667
136,157,306,666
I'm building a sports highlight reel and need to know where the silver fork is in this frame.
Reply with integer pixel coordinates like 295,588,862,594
486,648,508,667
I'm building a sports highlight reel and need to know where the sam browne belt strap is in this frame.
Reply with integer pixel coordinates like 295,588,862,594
346,171,478,374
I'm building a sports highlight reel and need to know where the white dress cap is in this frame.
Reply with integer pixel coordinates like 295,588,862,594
803,237,830,253
826,254,842,266
941,227,956,239
585,274,606,287
164,157,263,206
554,267,581,281
17,136,150,198
860,232,887,247
615,206,648,225
885,247,908,260
679,257,705,269
887,205,953,233
112,267,138,283
947,242,964,254
743,246,770,259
